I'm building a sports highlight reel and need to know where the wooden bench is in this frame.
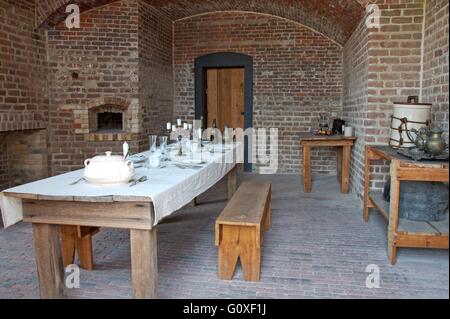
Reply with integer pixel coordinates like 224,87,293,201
215,181,271,282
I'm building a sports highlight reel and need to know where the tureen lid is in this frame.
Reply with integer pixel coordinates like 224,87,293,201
90,151,126,163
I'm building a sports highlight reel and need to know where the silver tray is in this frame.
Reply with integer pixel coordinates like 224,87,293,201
397,147,449,161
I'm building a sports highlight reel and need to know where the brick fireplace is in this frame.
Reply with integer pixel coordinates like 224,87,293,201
0,130,48,191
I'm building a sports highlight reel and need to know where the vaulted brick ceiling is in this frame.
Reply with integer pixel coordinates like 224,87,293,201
37,0,367,45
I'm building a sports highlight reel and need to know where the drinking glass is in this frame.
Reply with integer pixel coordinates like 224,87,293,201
159,136,168,159
149,135,158,153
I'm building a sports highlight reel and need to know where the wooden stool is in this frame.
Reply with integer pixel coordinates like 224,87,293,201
215,181,271,282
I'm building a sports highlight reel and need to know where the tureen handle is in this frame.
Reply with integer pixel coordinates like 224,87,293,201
84,159,91,167
126,160,134,169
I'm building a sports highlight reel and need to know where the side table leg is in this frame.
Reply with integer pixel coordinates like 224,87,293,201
388,160,400,265
341,145,351,193
302,145,312,193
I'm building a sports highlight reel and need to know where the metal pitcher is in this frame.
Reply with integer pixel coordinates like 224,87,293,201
408,127,429,150
426,129,448,155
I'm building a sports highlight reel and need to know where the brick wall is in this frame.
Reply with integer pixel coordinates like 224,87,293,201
0,130,48,189
138,1,173,147
366,0,424,146
174,12,343,174
343,0,426,199
343,16,369,198
46,0,141,175
0,136,8,191
422,0,449,139
0,0,48,132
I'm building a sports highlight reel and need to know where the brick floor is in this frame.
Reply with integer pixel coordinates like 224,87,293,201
0,174,448,299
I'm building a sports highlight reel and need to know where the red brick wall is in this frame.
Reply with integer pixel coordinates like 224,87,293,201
343,16,369,198
343,0,426,198
46,0,141,175
138,1,173,147
174,12,343,174
0,0,49,132
0,136,7,191
422,0,449,138
366,0,424,146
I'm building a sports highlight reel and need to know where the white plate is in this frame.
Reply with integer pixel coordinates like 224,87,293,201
128,155,147,164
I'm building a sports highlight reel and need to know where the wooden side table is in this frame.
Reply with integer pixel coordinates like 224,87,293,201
300,133,357,193
364,145,449,265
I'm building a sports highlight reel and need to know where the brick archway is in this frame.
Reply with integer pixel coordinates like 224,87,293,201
37,0,366,45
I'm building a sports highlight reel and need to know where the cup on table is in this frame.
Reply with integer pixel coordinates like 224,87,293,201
149,153,161,168
159,136,168,156
344,126,354,137
149,135,158,153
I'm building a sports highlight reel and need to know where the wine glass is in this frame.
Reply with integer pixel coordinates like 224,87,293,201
149,135,157,153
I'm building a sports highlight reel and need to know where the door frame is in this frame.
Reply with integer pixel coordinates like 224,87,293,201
194,52,253,172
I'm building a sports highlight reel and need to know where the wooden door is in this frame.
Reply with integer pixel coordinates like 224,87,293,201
206,68,245,131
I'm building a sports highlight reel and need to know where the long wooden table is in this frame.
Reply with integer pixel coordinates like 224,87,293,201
2,165,238,299
363,145,449,265
299,133,357,193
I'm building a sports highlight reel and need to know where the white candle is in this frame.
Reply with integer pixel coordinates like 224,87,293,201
188,124,193,130
166,122,171,130
177,118,182,126
172,125,176,132
183,123,188,130
198,128,202,139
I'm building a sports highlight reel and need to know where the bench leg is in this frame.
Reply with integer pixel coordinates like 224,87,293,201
218,225,240,280
239,227,261,282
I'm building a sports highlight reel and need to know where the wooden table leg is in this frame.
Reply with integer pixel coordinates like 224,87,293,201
77,234,94,271
130,228,158,299
61,225,96,270
227,166,238,200
32,223,66,299
388,160,400,265
61,225,77,267
302,145,312,192
341,145,351,193
363,146,372,222
336,146,343,184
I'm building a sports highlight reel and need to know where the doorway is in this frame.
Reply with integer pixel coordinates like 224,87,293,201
195,52,253,171
206,68,244,131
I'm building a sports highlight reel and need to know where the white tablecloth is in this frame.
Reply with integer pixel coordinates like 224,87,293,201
0,143,239,228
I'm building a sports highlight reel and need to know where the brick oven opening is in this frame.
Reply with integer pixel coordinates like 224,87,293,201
97,112,123,132
89,105,127,133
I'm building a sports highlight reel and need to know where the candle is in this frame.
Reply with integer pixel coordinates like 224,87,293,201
166,122,171,130
177,118,182,126
198,128,202,139
188,124,193,130
172,125,176,132
183,122,188,130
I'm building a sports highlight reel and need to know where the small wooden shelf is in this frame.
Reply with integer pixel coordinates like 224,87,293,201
364,145,449,265
369,191,449,235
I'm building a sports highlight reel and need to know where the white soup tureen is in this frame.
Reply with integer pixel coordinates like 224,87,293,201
84,152,135,186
